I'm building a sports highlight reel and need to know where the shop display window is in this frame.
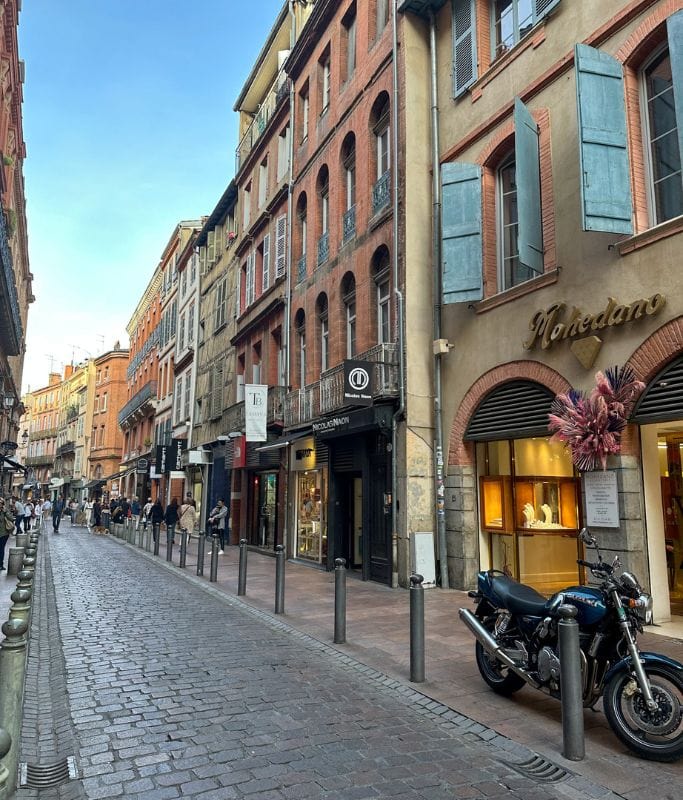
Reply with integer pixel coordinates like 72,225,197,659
477,438,581,593
296,471,327,563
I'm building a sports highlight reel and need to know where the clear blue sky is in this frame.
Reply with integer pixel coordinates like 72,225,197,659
20,0,284,392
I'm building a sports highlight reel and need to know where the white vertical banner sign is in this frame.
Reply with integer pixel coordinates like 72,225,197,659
245,384,268,442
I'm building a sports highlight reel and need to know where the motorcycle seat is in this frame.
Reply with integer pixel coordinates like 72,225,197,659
490,574,551,616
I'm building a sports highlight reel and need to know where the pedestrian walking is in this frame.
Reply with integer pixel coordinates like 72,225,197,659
0,498,13,571
179,498,197,543
131,496,141,530
208,498,228,553
41,497,51,528
92,498,102,528
102,499,110,531
164,497,179,545
12,496,24,536
34,498,43,530
52,496,64,532
84,497,94,530
149,498,164,545
68,498,78,524
23,499,34,532
142,497,153,531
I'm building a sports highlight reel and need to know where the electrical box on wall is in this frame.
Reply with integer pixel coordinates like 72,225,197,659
410,532,436,588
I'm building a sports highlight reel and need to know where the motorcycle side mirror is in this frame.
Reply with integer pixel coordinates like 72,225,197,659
579,527,597,547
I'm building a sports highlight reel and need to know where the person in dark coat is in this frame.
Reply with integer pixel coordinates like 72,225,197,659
92,499,102,528
164,498,179,544
150,498,164,544
52,496,65,532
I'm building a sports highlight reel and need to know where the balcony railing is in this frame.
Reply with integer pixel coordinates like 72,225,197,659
223,385,286,433
31,427,58,441
25,455,53,467
297,255,306,284
235,68,290,173
56,440,75,457
372,171,391,216
118,380,158,427
0,201,23,356
317,232,329,267
284,383,320,429
342,205,356,244
319,343,399,414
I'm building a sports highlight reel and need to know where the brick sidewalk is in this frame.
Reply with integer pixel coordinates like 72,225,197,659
82,522,683,799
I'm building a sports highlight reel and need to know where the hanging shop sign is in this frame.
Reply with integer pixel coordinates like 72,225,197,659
523,294,666,368
155,440,187,474
245,384,268,441
136,458,149,475
290,436,316,471
584,470,620,528
343,360,373,406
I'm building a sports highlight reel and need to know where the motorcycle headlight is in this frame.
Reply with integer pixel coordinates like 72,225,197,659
620,571,641,593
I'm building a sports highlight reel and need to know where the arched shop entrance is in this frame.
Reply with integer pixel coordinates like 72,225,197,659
633,354,683,621
466,380,582,595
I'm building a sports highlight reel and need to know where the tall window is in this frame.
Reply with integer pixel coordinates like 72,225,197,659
343,6,357,82
174,376,183,424
243,183,251,230
320,175,329,234
376,0,389,34
277,124,290,181
320,51,331,114
497,153,522,290
296,311,306,388
643,48,682,224
343,137,356,211
215,278,227,329
493,0,534,58
375,104,390,179
184,373,191,421
318,295,329,373
188,301,195,346
377,274,390,344
300,83,310,143
258,157,268,208
342,274,357,358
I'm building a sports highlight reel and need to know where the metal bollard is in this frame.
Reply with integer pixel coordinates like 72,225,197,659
558,604,585,761
144,525,150,552
410,573,425,683
209,534,219,582
179,530,187,569
153,525,160,556
166,531,173,562
16,571,32,592
0,619,28,793
275,544,285,614
196,533,205,576
238,539,248,596
334,558,347,644
9,589,31,626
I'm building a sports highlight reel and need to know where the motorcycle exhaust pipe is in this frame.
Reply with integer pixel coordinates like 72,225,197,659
459,608,543,690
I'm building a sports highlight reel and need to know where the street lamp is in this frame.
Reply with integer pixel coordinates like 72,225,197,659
21,430,28,447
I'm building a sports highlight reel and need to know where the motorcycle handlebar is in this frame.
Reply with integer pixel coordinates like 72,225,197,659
577,558,606,572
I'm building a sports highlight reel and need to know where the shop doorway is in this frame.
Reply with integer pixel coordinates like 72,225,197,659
336,473,363,570
657,429,683,617
257,472,278,549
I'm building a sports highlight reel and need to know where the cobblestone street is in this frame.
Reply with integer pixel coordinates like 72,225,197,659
15,526,630,800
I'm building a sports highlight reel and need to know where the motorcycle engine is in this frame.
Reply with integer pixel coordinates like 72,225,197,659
537,646,561,685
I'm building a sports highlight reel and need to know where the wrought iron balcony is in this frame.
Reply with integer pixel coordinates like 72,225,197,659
118,380,158,428
297,255,307,284
25,455,54,467
319,343,400,415
284,383,320,428
0,201,23,356
31,427,58,441
56,440,76,457
235,68,290,173
317,232,329,267
372,171,391,216
342,205,356,244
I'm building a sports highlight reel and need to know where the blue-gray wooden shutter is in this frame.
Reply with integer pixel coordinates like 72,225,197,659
514,98,543,275
575,43,633,234
441,162,483,304
452,0,477,99
667,10,683,167
533,0,561,23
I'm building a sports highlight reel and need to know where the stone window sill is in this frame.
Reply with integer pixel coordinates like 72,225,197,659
617,215,683,256
474,269,559,314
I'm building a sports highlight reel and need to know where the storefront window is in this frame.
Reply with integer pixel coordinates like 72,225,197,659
296,471,327,563
477,437,580,594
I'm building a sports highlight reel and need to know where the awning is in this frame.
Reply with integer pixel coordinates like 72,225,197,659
1,456,26,472
255,429,312,452
84,466,135,490
49,478,65,488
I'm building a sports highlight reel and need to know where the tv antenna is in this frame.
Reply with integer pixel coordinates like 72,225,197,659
45,353,57,372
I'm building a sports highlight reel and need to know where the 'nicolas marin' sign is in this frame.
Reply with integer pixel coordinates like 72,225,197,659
523,294,666,353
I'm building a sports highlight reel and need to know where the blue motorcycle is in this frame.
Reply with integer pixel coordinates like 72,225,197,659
460,528,683,761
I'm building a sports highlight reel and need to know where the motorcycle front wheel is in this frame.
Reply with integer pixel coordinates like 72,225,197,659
474,618,526,696
603,663,683,762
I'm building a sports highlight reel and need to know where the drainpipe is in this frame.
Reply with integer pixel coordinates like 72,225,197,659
391,0,406,589
428,8,449,589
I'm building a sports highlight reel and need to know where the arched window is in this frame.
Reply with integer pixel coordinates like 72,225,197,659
370,94,391,215
316,293,329,373
341,133,357,243
316,166,330,266
296,192,307,283
295,309,306,388
371,247,391,344
341,273,357,358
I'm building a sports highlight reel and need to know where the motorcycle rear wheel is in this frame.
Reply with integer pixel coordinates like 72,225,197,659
603,663,683,762
474,619,526,696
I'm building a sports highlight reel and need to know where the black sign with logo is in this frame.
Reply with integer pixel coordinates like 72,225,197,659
136,458,149,475
343,360,373,406
155,439,187,474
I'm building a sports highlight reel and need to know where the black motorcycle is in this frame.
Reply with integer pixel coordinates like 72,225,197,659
460,528,683,762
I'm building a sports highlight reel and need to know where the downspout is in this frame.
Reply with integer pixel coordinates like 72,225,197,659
429,7,449,589
282,0,297,553
391,0,405,589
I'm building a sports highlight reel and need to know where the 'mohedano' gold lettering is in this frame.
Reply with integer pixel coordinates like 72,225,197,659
523,294,666,351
